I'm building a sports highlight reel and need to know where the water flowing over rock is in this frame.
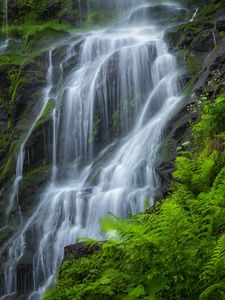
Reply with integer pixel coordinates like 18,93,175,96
0,1,185,299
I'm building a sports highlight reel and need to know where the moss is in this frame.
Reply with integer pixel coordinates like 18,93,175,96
187,53,201,75
156,136,173,165
18,164,51,209
23,165,51,183
25,26,70,51
93,116,101,137
8,70,22,128
122,98,135,109
84,9,119,28
0,0,66,25
183,77,197,100
0,155,14,182
0,226,13,242
197,1,223,20
0,53,22,117
0,133,27,186
0,132,11,154
0,53,23,66
33,98,56,131
112,110,121,137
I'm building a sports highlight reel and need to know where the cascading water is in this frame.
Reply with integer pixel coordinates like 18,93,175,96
1,1,185,299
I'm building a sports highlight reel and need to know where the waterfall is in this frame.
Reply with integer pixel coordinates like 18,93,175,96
1,1,184,299
212,31,217,47
190,7,199,22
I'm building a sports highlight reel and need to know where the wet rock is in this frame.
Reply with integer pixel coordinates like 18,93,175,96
193,37,225,92
191,29,215,53
25,28,70,51
18,166,51,212
64,242,101,261
60,0,88,26
157,105,194,197
16,262,33,296
0,227,13,247
59,11,81,26
129,5,188,25
72,0,88,11
62,39,84,77
13,54,48,122
52,44,69,65
90,42,157,155
164,21,214,52
41,0,63,19
22,98,56,172
0,111,7,121
216,20,225,31
164,29,184,50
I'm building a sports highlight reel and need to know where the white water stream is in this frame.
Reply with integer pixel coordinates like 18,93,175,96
1,1,184,299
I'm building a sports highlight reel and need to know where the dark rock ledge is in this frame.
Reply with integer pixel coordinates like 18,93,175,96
64,242,101,261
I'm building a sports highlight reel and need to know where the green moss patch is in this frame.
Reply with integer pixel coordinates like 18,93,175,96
34,98,56,131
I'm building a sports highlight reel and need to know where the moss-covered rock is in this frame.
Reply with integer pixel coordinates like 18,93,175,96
25,27,70,51
18,165,51,211
0,226,13,246
23,99,55,171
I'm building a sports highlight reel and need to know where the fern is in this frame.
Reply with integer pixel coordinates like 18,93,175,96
201,234,225,283
200,282,225,300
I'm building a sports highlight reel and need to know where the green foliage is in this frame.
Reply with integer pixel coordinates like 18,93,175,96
187,53,201,75
44,93,225,299
5,0,64,24
194,95,225,145
197,1,224,20
93,117,101,137
33,99,55,131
